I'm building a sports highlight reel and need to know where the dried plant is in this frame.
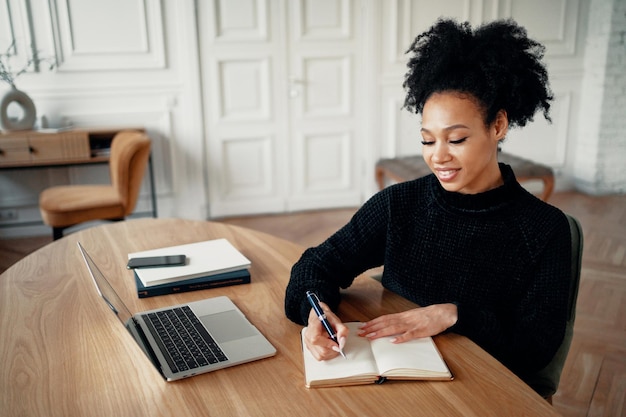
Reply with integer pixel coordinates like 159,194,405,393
0,41,56,88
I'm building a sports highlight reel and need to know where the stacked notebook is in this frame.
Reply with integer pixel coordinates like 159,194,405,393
129,239,251,298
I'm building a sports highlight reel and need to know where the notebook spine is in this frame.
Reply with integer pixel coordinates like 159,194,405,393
134,269,250,298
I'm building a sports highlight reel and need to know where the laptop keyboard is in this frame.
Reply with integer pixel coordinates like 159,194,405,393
143,306,228,373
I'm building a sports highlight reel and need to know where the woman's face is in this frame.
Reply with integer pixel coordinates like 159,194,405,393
420,92,508,194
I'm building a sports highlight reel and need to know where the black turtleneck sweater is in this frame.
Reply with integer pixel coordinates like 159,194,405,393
284,164,572,386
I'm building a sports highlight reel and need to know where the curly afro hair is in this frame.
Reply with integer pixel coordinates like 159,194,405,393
403,18,553,128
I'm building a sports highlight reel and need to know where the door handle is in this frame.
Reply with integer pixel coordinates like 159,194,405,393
288,77,306,98
289,77,306,85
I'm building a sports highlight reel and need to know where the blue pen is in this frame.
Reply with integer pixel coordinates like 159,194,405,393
306,291,346,359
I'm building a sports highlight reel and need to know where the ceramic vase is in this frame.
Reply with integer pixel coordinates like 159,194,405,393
0,85,37,131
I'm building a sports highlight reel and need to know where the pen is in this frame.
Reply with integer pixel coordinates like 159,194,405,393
306,291,346,359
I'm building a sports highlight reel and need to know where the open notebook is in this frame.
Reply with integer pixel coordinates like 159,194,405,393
301,322,452,387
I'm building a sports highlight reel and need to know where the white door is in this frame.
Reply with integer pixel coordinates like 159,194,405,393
199,0,365,217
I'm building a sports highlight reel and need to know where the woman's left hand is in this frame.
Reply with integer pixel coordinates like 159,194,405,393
358,303,458,343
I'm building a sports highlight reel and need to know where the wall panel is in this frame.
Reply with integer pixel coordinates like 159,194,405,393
502,91,571,166
383,0,482,75
499,0,580,57
51,0,165,71
0,0,34,71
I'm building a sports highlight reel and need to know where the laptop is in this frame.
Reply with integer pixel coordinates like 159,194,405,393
77,242,276,381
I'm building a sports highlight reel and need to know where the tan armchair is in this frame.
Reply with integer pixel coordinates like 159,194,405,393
39,130,151,240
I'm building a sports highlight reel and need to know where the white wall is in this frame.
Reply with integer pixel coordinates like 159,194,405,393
0,0,206,237
0,0,623,238
375,0,594,196
575,0,626,194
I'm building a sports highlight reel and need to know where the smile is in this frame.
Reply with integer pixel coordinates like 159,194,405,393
435,168,459,182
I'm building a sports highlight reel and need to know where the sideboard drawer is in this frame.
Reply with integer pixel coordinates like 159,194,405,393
0,131,90,167
0,137,32,164
29,132,90,163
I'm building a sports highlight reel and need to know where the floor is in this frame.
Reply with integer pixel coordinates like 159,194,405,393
1,191,624,417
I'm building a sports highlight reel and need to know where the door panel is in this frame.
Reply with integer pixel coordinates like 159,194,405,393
200,0,363,217
287,0,363,211
217,59,272,122
221,134,275,198
200,0,287,216
213,0,269,41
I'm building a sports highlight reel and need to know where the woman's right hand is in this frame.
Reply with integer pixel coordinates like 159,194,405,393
303,302,348,361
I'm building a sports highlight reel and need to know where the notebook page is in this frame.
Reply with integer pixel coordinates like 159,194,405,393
370,335,450,377
301,323,378,384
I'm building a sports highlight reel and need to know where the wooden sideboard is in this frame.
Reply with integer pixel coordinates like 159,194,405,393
0,127,157,221
0,130,94,166
0,128,136,167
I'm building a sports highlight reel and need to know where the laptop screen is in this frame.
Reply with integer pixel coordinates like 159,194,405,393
78,242,134,326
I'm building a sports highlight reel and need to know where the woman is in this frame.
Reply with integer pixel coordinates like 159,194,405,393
284,18,572,394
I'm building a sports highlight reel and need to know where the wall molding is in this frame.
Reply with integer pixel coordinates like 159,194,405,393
49,0,166,71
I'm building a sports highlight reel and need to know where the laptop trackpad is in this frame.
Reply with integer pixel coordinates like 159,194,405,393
200,310,257,343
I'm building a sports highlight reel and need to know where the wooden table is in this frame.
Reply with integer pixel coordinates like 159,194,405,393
0,218,561,416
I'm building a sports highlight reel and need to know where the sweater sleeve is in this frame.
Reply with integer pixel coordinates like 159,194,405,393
284,190,391,325
449,211,572,376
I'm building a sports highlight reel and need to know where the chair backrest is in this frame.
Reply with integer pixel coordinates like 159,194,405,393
108,130,151,216
564,215,583,320
527,213,583,398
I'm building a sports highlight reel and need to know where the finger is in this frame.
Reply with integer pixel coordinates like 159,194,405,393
338,335,347,351
358,318,385,336
332,319,349,340
359,318,404,339
308,342,341,361
304,305,347,361
304,322,327,345
331,345,343,355
389,332,413,344
307,310,335,339
311,303,349,341
364,328,401,340
307,307,323,327
359,313,398,332
304,328,339,361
